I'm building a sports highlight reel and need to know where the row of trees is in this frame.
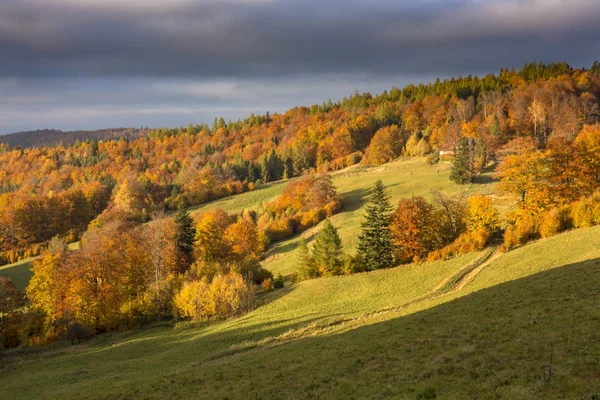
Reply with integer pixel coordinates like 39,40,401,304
296,180,500,279
495,124,600,249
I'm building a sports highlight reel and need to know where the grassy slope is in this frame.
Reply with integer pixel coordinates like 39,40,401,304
0,258,35,291
264,158,499,276
0,242,80,292
3,226,600,399
188,180,289,217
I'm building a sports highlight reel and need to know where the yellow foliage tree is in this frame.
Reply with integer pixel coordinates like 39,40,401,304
464,195,500,235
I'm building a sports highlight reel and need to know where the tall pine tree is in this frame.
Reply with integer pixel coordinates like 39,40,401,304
311,220,344,276
357,180,394,270
174,204,196,274
450,137,474,184
296,238,318,280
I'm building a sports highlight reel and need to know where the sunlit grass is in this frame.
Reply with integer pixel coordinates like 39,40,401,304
2,226,600,399
0,258,34,291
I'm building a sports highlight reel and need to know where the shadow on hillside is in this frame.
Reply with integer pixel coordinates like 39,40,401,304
7,257,600,399
341,182,402,213
262,230,319,260
472,173,499,185
195,257,600,399
472,163,499,185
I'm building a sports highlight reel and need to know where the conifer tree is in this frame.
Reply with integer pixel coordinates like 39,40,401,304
311,219,344,276
450,137,474,184
490,115,501,138
296,238,318,280
357,180,395,270
174,204,196,274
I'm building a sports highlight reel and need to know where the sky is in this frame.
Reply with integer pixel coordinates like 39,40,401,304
1,0,599,134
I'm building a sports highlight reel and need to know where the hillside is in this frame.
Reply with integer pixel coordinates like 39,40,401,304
0,157,497,290
0,128,150,148
3,225,600,399
1,61,600,400
189,157,501,276
1,62,599,268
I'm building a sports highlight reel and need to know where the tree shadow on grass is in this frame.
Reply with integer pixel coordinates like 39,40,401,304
6,257,600,400
472,162,500,185
340,182,402,214
198,257,600,399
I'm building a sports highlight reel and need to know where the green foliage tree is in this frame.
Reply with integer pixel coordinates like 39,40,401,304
490,115,501,138
357,180,395,270
311,219,344,276
592,60,600,75
174,205,196,274
296,238,318,280
450,137,474,184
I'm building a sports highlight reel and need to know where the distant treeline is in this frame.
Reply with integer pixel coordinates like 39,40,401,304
0,128,150,148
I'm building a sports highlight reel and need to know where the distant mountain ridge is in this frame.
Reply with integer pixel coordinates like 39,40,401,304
0,128,150,148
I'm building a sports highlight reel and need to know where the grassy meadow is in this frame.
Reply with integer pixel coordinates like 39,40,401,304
2,226,600,399
0,258,35,292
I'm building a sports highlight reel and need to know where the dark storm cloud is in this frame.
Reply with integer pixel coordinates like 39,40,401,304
1,0,599,80
1,0,600,133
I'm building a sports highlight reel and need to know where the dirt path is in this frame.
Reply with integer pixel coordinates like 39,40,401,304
219,247,505,356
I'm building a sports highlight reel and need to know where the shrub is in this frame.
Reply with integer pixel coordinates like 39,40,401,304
261,278,273,293
343,254,365,275
345,151,363,167
514,214,540,244
286,271,298,284
502,225,519,251
428,228,489,262
571,193,600,228
539,207,571,238
175,272,254,320
426,152,440,165
273,273,285,289
298,209,321,231
464,194,500,235
265,216,294,242
502,213,540,250
324,198,343,217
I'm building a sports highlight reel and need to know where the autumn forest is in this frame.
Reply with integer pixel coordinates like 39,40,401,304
2,61,600,350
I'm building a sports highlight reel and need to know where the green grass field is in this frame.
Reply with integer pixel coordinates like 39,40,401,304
188,180,289,216
3,226,600,399
0,258,35,292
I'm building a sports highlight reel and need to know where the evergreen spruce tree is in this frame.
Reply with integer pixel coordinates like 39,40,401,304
450,137,474,184
591,60,600,76
490,115,501,138
357,180,395,270
296,238,318,280
311,220,344,276
474,139,487,171
174,204,197,274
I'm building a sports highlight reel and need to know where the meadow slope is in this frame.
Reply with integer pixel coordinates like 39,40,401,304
2,226,600,399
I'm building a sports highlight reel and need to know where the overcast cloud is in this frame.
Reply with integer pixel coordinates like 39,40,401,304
1,0,599,133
